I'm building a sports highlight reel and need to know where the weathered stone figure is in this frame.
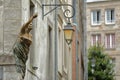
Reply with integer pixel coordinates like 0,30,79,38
13,14,37,80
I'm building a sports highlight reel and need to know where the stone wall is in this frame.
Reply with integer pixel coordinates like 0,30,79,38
0,0,3,54
0,0,22,55
87,1,120,80
4,0,22,54
0,0,22,80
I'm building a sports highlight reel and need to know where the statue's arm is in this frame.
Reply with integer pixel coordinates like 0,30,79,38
20,14,38,34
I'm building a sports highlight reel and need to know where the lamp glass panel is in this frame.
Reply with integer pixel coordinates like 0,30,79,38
64,30,73,40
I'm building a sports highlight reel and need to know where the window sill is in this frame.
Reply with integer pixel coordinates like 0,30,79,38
105,22,115,25
91,23,102,26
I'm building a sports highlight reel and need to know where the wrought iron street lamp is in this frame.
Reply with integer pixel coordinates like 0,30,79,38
63,22,74,45
42,4,75,45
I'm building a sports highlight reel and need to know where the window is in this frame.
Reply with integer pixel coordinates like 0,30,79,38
91,10,101,25
91,34,101,46
105,34,115,49
105,9,115,24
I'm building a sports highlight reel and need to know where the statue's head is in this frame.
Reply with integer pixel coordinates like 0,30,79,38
28,23,32,31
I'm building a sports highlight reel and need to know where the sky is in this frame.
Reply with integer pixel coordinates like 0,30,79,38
87,0,106,2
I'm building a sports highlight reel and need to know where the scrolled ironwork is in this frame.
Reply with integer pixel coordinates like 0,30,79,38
42,4,75,20
63,5,75,19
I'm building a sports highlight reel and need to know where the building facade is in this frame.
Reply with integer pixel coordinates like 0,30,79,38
72,0,86,80
0,0,22,79
0,0,85,80
87,0,120,80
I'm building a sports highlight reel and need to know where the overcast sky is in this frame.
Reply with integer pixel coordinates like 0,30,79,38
87,0,106,2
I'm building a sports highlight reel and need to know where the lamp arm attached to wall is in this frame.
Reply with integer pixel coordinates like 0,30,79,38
42,4,75,20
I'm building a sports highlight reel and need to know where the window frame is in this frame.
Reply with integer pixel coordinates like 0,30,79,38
105,33,115,49
91,10,101,26
91,34,101,46
105,8,115,25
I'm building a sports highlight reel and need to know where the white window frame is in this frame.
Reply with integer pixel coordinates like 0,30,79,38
91,34,101,46
105,34,115,49
105,9,115,24
91,10,101,25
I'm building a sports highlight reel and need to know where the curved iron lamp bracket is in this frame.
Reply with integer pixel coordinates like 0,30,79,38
42,4,75,21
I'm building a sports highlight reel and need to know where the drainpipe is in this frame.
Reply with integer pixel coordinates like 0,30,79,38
54,0,58,80
83,0,88,80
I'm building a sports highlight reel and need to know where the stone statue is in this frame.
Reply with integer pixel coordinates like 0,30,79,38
13,13,38,80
